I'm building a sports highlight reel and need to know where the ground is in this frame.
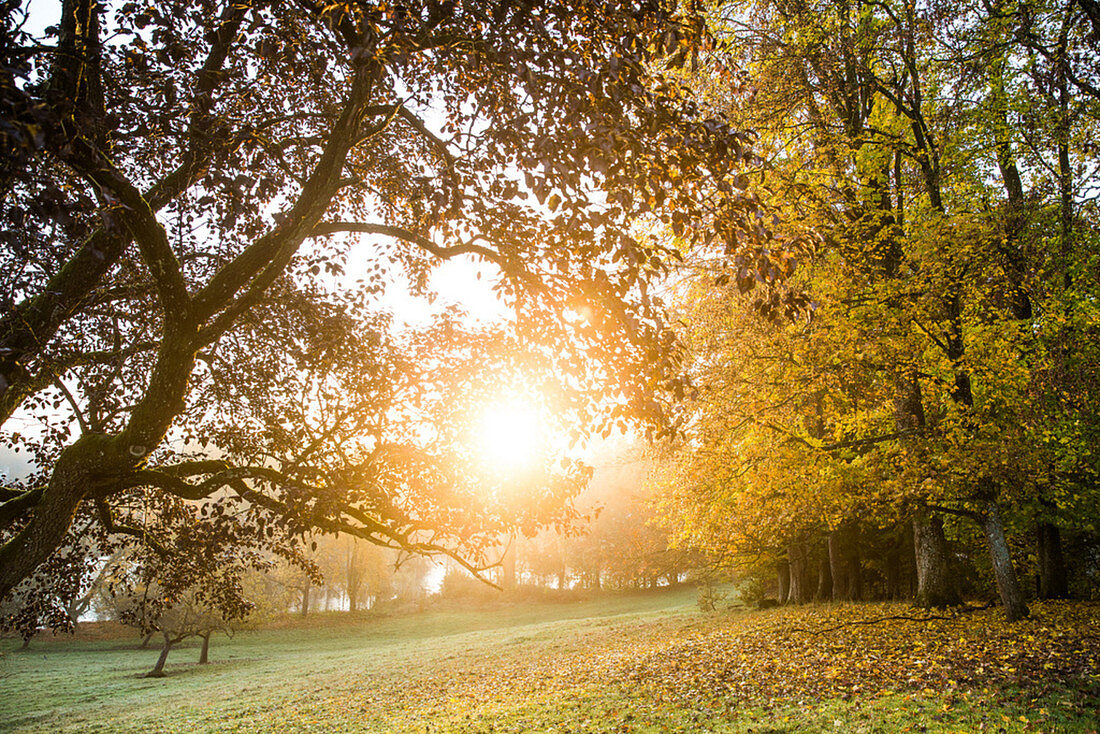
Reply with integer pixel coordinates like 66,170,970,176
1,589,1098,733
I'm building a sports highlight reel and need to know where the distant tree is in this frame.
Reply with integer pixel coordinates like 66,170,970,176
115,586,240,677
389,553,432,603
520,441,695,591
64,549,127,630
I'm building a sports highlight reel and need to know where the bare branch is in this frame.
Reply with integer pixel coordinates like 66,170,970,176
95,497,170,557
49,374,90,435
310,222,502,263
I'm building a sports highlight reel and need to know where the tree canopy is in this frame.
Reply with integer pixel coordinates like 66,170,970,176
0,0,769,635
654,0,1100,619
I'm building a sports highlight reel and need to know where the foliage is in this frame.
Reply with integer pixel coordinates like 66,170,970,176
625,601,1100,706
654,0,1100,615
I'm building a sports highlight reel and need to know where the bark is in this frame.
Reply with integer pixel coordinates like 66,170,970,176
0,434,118,599
198,632,211,664
828,531,848,602
987,14,1033,320
787,542,804,604
776,559,790,604
0,56,381,601
0,0,248,421
1037,522,1069,599
0,328,200,601
846,543,863,602
300,585,310,617
816,550,833,601
1056,36,1074,281
828,526,861,601
912,509,960,608
146,633,173,678
788,540,813,604
894,372,927,431
981,502,1029,621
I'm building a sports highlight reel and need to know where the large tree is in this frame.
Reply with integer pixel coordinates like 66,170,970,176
0,0,768,630
656,0,1099,618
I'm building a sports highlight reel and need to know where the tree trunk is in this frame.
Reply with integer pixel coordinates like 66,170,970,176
788,540,812,604
982,502,1029,621
884,541,901,600
816,550,833,601
140,631,154,649
787,543,803,604
0,435,112,599
776,559,790,603
912,509,960,608
828,530,848,602
1037,522,1069,599
501,539,516,591
146,633,173,678
846,543,863,602
300,585,310,617
828,526,861,601
198,632,211,664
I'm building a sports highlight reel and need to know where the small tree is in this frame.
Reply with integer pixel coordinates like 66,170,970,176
114,582,249,678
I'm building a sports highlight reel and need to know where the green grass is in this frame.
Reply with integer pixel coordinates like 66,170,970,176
1,589,1097,733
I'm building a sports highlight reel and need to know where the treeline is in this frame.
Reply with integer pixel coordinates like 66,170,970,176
656,0,1100,618
435,442,696,596
504,444,696,592
725,520,1099,608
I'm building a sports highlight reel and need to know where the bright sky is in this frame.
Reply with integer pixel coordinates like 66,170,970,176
348,243,509,329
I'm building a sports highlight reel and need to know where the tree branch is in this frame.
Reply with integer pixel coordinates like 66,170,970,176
191,61,384,339
310,222,501,263
0,340,157,425
928,504,984,522
114,462,499,587
0,488,44,529
49,373,90,435
95,497,170,556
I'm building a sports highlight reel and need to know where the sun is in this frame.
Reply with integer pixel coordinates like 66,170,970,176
476,399,543,475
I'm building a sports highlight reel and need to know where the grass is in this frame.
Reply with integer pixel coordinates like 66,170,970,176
1,589,1097,733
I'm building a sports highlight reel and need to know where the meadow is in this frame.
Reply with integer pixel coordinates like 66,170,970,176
1,589,1098,733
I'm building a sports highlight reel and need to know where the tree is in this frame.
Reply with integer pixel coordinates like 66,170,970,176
655,0,1099,618
115,586,242,677
0,0,769,633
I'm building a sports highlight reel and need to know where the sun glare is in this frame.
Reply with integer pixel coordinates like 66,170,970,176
477,400,543,475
